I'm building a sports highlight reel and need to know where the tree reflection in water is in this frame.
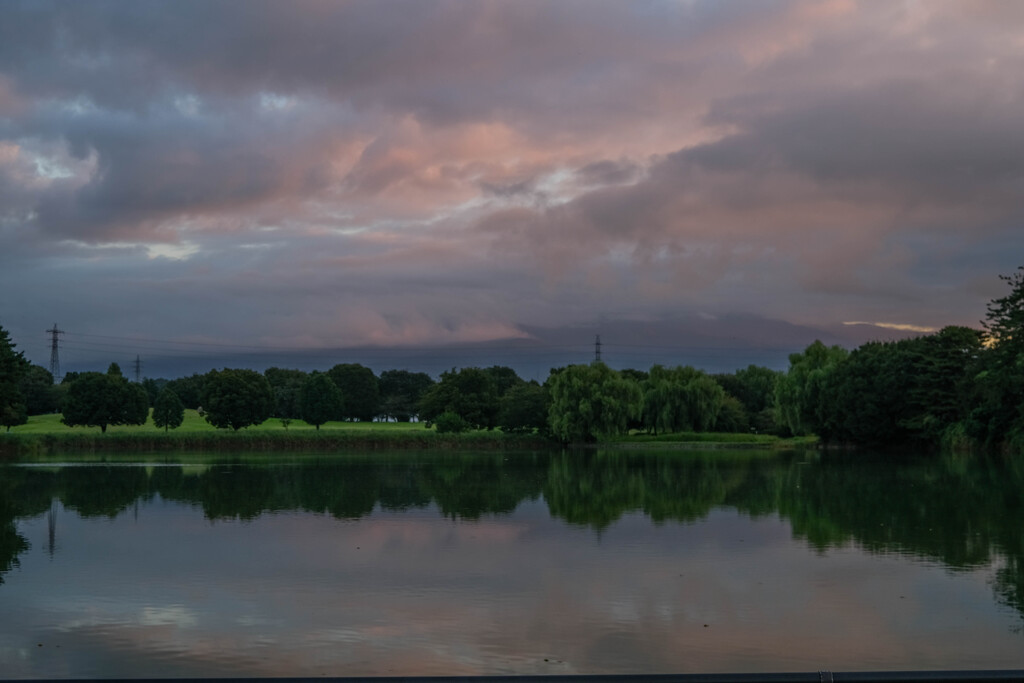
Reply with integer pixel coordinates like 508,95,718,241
0,449,1021,621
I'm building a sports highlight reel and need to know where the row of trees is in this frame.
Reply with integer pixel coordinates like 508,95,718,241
145,364,436,425
774,267,1024,451
5,265,1022,448
1,320,780,439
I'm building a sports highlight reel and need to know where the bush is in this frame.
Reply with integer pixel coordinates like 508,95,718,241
434,411,471,434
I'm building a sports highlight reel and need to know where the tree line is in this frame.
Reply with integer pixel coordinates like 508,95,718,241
775,267,1024,452
2,266,1023,450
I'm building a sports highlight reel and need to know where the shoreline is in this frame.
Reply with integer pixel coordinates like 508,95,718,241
0,431,811,458
0,430,556,457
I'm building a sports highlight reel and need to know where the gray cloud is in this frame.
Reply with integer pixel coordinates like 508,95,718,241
1,0,1022,360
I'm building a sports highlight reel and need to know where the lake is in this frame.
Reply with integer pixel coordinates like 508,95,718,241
1,449,1022,678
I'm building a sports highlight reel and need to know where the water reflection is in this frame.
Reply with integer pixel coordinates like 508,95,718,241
0,449,1022,676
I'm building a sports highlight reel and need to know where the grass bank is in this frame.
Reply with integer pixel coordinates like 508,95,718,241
1,412,814,458
0,411,553,457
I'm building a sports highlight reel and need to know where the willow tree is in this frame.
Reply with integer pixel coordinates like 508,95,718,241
547,362,642,443
775,340,848,436
641,365,726,435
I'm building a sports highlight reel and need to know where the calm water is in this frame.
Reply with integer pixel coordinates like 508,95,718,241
1,449,1023,678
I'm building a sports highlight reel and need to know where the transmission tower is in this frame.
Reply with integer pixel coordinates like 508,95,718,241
46,324,64,383
594,334,602,363
133,354,142,383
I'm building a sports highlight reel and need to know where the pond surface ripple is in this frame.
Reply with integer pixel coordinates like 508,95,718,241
0,449,1022,677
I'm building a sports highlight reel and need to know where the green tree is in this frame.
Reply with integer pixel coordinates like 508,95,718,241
641,366,724,435
642,365,698,435
966,268,1024,449
984,266,1024,358
165,374,205,409
713,365,783,433
547,362,642,443
434,410,471,434
817,341,909,446
419,367,499,430
714,394,750,433
327,363,379,421
141,377,168,405
775,340,848,436
299,372,343,431
62,365,149,433
379,369,435,422
200,369,274,431
264,367,308,419
19,365,58,415
810,326,984,447
0,324,28,432
484,365,523,397
900,326,983,442
497,381,551,434
152,387,185,432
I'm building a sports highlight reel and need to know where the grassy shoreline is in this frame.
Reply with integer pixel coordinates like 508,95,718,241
0,412,552,456
1,411,810,458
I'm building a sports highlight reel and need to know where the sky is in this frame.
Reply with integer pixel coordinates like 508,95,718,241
1,0,1023,376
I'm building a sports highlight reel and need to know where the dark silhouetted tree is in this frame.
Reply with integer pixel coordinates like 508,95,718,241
498,381,550,434
19,365,58,415
327,363,379,421
265,367,307,419
201,369,274,431
379,369,434,421
165,374,205,409
0,324,28,432
152,387,185,432
62,365,149,433
484,365,523,397
299,371,343,431
419,367,499,430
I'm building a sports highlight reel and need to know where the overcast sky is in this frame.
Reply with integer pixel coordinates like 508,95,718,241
2,0,1023,372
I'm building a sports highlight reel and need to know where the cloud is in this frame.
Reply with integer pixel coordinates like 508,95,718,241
1,1,1022,355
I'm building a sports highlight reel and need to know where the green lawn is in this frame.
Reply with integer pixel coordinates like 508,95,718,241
1,410,549,458
3,412,813,456
7,410,429,435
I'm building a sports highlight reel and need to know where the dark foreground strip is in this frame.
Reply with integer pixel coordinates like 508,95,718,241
5,672,1024,683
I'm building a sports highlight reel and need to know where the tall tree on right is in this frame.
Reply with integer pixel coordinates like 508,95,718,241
968,267,1024,449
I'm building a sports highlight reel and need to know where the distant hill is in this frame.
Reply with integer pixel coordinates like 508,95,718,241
119,314,926,380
